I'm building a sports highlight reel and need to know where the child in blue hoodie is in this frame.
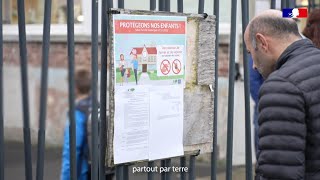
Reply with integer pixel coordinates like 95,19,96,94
61,67,91,180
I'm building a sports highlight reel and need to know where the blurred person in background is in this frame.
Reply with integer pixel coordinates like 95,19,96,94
61,67,92,180
302,8,320,48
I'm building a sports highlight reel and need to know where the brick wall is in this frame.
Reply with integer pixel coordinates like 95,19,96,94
3,41,234,146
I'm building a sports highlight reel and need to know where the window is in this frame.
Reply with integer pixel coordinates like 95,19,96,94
2,0,83,24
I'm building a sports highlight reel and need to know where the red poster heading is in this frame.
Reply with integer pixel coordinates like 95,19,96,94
114,20,186,34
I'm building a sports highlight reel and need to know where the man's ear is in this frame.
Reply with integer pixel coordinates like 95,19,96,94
256,33,268,52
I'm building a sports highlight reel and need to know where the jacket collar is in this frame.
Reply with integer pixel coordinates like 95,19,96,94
276,39,314,70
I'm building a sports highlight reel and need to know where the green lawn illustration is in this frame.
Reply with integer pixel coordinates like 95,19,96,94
147,70,184,80
116,68,142,83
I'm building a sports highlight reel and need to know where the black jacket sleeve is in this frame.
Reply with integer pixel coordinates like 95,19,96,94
255,75,306,180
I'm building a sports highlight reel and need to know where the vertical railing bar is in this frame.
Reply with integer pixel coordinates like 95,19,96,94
116,165,123,180
177,0,184,178
118,0,124,8
312,0,315,9
288,0,295,8
159,0,165,11
189,155,195,180
66,0,77,178
17,0,33,179
148,2,155,179
281,0,286,9
165,0,170,11
148,161,155,180
161,160,166,180
226,0,237,179
123,164,129,180
241,0,253,179
66,0,77,179
177,0,183,12
0,0,4,179
166,159,172,180
150,0,156,10
211,0,219,179
36,0,52,179
308,0,311,12
271,0,276,9
180,157,186,180
198,0,204,14
91,0,99,179
99,0,112,179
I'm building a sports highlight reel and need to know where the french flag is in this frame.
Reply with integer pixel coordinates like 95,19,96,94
282,8,308,18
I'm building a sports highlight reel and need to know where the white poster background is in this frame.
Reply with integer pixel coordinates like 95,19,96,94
148,85,184,160
113,86,150,164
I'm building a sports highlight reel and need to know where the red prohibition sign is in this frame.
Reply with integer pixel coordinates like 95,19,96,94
160,59,171,75
172,59,181,74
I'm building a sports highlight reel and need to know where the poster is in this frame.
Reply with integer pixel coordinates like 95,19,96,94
113,14,186,164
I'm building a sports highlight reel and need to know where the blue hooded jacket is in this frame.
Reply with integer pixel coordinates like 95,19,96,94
61,97,91,180
249,57,264,104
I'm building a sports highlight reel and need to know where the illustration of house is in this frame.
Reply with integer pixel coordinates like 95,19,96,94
130,45,157,72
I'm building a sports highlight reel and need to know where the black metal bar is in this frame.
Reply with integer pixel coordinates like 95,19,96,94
281,0,286,9
123,165,129,180
308,0,311,12
148,161,155,180
150,0,156,10
180,157,186,180
271,0,276,9
189,156,195,180
36,0,52,180
211,0,219,179
99,0,111,179
288,0,295,8
226,0,237,178
241,0,253,180
177,0,183,12
17,0,33,179
312,0,315,10
118,0,124,8
198,0,204,14
0,0,3,179
116,166,123,180
91,0,99,179
161,160,166,180
67,0,77,179
165,0,170,11
178,5,184,180
166,159,172,180
159,0,165,11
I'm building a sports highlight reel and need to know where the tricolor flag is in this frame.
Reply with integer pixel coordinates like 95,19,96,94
282,8,308,18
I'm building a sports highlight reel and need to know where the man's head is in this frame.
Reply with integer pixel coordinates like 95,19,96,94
75,66,91,96
244,9,302,79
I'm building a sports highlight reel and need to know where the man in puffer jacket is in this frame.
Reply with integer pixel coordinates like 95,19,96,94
244,9,320,179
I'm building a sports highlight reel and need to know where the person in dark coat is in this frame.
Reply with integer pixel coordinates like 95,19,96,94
244,9,320,179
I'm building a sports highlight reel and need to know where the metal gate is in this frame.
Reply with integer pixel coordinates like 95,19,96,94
0,0,319,180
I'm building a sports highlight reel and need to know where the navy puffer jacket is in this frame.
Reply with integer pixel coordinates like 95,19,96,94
256,39,320,180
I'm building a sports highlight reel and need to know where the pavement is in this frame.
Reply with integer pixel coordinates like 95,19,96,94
3,141,252,180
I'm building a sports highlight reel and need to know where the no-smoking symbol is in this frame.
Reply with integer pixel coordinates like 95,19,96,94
160,59,171,75
172,59,181,74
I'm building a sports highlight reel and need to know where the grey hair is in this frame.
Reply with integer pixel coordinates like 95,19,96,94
249,16,301,49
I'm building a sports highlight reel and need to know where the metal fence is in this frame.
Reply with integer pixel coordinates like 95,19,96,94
0,0,319,180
